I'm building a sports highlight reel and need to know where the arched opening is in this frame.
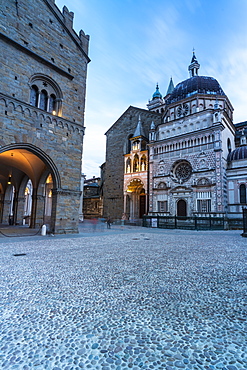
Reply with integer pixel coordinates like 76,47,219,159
0,145,60,231
140,155,147,171
125,158,131,173
29,74,63,116
30,85,39,107
240,184,246,204
227,138,232,153
40,89,48,110
125,178,146,219
177,199,187,217
133,154,139,172
49,94,57,114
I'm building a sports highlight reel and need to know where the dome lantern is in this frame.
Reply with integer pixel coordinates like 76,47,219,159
188,51,200,77
152,83,162,100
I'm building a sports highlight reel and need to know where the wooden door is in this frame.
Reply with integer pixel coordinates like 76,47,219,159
177,199,187,217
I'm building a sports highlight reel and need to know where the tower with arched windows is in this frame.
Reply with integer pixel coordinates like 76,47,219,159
0,0,90,233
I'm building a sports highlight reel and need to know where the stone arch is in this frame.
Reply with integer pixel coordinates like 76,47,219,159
24,108,31,117
8,101,15,113
157,181,167,189
16,104,23,113
0,143,61,189
0,97,7,107
0,143,61,229
197,177,211,186
46,116,52,125
29,73,63,100
125,178,146,219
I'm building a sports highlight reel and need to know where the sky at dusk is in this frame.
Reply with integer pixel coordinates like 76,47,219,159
55,0,247,179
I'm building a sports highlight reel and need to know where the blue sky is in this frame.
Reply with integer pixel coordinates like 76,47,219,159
56,0,247,178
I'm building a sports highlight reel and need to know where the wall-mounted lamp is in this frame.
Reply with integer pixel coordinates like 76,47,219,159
7,175,12,185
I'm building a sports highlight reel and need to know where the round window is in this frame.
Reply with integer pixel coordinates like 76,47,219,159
170,160,192,183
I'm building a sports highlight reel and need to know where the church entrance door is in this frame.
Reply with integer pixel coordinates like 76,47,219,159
177,199,187,217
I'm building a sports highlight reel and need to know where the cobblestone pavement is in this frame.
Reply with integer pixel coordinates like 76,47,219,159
0,228,247,370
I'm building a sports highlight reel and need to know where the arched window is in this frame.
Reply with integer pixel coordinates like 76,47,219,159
39,90,48,110
132,140,140,151
133,154,139,172
30,85,39,107
29,74,63,115
240,184,246,204
227,138,232,153
126,158,131,173
140,155,146,171
49,94,56,114
141,140,147,151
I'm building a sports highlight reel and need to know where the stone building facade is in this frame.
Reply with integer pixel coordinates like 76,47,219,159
103,54,247,225
0,0,90,233
83,176,103,219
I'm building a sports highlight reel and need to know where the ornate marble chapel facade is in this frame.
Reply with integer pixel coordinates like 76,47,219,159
103,54,247,225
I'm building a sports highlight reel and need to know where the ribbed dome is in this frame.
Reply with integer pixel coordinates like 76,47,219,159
166,76,225,104
228,146,247,161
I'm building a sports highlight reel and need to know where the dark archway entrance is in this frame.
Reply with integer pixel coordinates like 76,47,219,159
177,199,187,217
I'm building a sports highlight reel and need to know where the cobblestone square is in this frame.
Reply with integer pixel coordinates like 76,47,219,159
0,227,246,369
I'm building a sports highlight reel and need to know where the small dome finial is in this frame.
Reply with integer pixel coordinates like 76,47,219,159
188,50,200,77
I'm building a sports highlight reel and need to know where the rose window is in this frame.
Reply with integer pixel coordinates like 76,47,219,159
170,160,192,183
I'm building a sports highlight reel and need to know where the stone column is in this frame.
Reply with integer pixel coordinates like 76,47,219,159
52,189,81,234
123,193,127,214
30,188,37,228
15,196,25,225
1,200,11,224
36,194,45,229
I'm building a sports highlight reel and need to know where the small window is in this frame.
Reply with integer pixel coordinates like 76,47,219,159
132,140,140,151
49,94,56,114
197,199,211,213
30,85,39,107
40,90,48,110
158,201,167,213
240,184,246,204
227,138,231,153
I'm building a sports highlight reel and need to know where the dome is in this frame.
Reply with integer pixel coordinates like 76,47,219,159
228,146,247,161
152,83,162,100
166,75,225,105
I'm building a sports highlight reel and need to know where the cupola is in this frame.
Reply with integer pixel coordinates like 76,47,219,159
152,83,162,100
